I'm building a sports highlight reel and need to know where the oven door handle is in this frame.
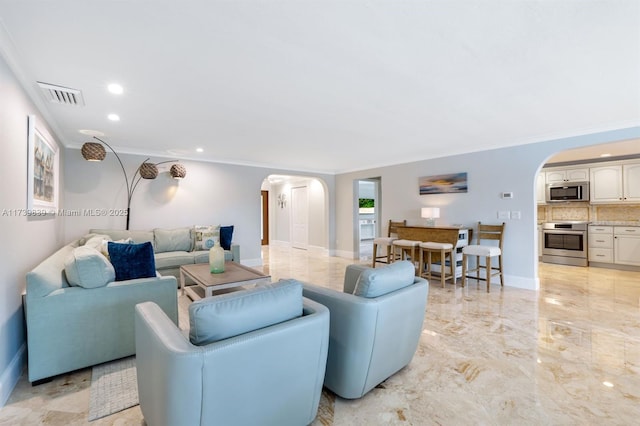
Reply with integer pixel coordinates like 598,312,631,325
543,230,585,235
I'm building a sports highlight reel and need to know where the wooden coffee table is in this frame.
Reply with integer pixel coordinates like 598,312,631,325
180,262,271,300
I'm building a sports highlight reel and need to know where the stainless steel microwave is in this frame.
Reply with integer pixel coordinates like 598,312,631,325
545,181,590,203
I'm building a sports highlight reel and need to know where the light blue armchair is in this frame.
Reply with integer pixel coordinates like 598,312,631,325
302,261,429,399
134,279,330,426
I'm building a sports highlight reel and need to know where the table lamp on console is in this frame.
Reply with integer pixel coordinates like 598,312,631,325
421,207,440,227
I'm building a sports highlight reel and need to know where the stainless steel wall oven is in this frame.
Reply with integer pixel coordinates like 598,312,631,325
542,222,588,266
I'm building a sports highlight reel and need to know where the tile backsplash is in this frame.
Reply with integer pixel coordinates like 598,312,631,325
538,203,640,224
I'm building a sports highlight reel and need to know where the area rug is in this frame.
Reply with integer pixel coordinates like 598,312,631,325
88,356,138,421
88,356,335,424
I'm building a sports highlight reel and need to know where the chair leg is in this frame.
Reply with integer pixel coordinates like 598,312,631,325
440,249,445,288
386,244,393,264
485,255,491,292
449,250,456,284
499,254,504,286
461,254,467,287
411,247,419,276
372,243,378,268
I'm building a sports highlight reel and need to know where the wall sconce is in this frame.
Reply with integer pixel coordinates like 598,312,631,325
277,193,287,209
421,207,440,227
81,136,186,230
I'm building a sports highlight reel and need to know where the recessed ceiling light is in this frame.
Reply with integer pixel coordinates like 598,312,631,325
78,129,105,137
196,147,204,153
107,114,120,121
600,153,611,158
107,83,123,95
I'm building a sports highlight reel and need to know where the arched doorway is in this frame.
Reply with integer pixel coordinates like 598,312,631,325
261,174,329,254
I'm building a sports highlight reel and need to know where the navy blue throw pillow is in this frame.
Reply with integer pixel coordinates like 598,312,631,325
108,241,156,281
220,225,234,250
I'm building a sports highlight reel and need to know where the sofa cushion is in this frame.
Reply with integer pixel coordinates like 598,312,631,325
155,251,195,269
108,241,156,281
353,260,415,298
189,279,302,346
220,225,234,250
64,246,115,288
154,227,193,253
90,229,155,247
193,225,220,250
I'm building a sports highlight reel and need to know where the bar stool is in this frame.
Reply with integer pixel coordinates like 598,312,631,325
461,222,506,292
372,220,406,268
419,242,455,287
392,239,421,274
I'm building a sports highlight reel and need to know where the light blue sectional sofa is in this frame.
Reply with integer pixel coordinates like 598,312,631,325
25,237,178,383
90,226,240,279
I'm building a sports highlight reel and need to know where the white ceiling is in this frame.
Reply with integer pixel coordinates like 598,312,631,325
0,1,638,174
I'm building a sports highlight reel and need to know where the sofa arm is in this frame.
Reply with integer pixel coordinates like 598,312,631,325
135,302,203,426
26,275,178,382
302,282,378,398
343,264,369,294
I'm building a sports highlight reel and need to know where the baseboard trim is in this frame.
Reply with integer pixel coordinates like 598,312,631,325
0,343,26,408
334,250,357,259
240,257,263,267
307,245,329,256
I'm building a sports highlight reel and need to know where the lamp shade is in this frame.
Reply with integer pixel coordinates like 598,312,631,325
421,207,440,219
81,142,106,161
139,162,158,179
170,163,186,179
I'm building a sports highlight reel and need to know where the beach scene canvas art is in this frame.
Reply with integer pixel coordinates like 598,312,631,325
419,172,468,194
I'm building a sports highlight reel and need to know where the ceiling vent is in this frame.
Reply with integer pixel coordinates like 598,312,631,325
37,81,85,106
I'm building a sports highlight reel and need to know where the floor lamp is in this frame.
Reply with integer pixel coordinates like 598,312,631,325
81,137,186,230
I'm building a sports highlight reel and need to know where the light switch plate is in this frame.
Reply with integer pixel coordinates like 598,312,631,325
498,211,510,219
511,211,522,220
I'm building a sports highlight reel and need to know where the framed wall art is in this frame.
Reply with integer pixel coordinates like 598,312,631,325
27,115,59,214
419,172,468,195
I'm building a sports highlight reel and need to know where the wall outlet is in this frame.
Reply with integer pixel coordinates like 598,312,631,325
497,211,510,219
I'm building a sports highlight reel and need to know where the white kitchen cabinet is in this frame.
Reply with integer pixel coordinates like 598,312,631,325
590,165,624,203
536,173,546,204
614,227,640,266
588,226,614,263
623,162,640,202
590,161,640,203
545,168,589,184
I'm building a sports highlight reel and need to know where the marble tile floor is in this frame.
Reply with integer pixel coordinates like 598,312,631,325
1,245,639,425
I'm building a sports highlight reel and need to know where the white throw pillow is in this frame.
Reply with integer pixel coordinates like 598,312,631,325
83,234,112,257
64,246,115,289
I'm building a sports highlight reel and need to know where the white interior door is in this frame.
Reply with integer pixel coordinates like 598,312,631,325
291,186,308,249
